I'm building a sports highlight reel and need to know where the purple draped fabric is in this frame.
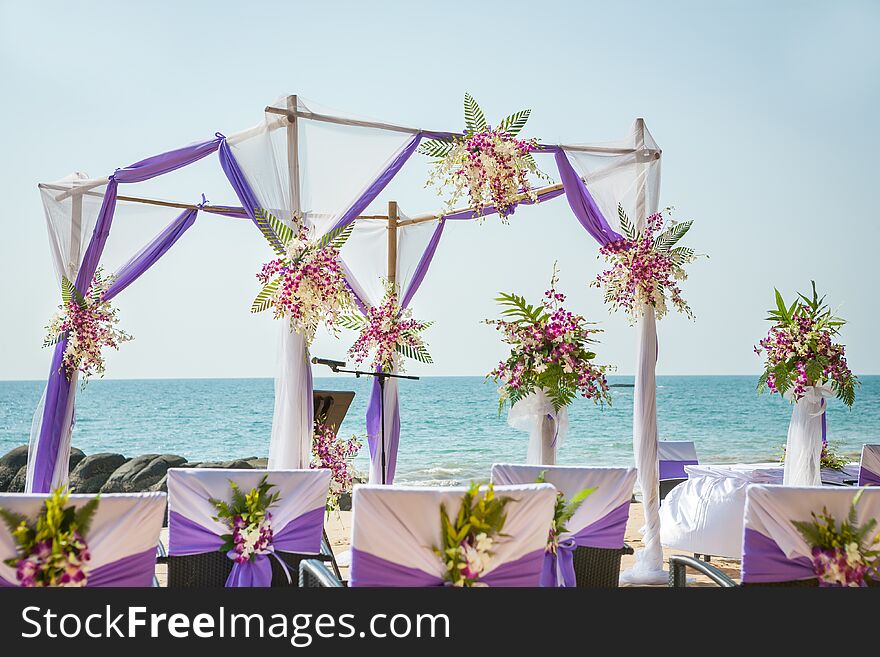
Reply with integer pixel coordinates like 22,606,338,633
859,467,880,487
30,137,223,494
551,148,622,246
217,140,262,228
740,528,815,584
659,460,699,480
540,501,631,587
168,507,324,587
0,547,157,588
349,547,545,587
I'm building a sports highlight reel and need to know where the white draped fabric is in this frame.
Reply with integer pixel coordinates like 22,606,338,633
564,121,665,583
507,391,569,465
490,464,636,538
0,492,165,580
166,468,330,537
861,445,880,483
351,483,555,579
782,385,833,486
745,485,880,564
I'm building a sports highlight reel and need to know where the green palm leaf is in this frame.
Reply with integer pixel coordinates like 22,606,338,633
267,212,294,246
396,342,433,364
669,246,695,265
498,109,531,137
61,276,87,309
653,221,692,252
337,314,368,330
617,205,636,240
254,208,287,257
464,93,488,134
417,139,454,159
316,221,354,252
251,278,280,313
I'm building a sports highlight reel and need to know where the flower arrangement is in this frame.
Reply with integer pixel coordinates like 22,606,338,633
44,268,131,381
251,209,354,345
486,266,612,413
210,475,280,565
792,491,880,587
0,488,97,587
434,482,511,587
780,442,850,471
340,282,432,373
311,417,363,512
592,205,698,322
419,94,550,221
755,281,858,407
535,471,595,554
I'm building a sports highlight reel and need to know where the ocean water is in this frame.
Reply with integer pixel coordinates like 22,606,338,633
1,376,878,485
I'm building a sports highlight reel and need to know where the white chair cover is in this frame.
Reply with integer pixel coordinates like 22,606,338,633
658,441,698,480
0,492,165,587
350,483,555,585
859,445,880,486
490,464,636,541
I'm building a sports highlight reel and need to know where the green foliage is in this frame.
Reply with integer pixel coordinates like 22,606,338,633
416,139,454,159
535,471,595,547
210,475,280,555
254,208,288,257
617,204,636,240
315,221,354,252
463,93,488,134
791,491,880,562
336,314,368,331
495,292,548,326
653,220,692,253
396,339,433,364
498,109,531,137
251,279,280,314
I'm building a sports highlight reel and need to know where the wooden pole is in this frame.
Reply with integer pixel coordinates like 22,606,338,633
387,200,398,286
634,118,647,228
286,95,301,216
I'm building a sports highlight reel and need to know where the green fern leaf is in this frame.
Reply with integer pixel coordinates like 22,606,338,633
653,221,692,252
498,109,531,137
316,221,354,252
251,278,279,313
254,208,287,257
417,139,454,159
617,205,636,240
464,93,488,133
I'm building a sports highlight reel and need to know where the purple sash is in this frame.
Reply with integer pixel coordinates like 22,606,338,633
741,528,814,584
0,546,157,588
349,548,545,587
659,460,698,480
541,501,630,587
859,467,880,487
168,507,325,587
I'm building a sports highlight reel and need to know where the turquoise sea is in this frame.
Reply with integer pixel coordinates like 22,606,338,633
1,376,878,485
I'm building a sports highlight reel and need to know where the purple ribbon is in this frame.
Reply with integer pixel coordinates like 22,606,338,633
741,528,814,584
540,501,630,587
859,467,880,487
349,547,545,587
168,507,325,587
658,460,699,480
0,547,157,588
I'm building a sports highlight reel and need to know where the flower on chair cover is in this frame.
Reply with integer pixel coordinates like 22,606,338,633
210,475,280,565
311,417,362,512
0,488,96,587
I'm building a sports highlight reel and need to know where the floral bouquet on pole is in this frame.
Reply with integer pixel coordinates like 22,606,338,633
311,417,363,513
486,266,611,464
755,281,858,486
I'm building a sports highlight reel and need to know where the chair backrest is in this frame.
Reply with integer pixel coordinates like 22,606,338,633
349,483,556,587
859,445,880,486
742,484,880,585
658,441,699,480
167,468,330,558
0,492,165,587
490,464,636,549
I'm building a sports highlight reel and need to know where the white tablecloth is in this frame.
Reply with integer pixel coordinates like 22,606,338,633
660,462,861,559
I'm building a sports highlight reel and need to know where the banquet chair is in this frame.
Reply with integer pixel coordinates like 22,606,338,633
668,484,880,587
857,445,880,487
0,492,166,587
166,468,334,587
658,441,699,501
490,464,636,587
300,483,556,587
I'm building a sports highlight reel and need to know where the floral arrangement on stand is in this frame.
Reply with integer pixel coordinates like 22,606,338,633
0,488,97,587
340,282,432,373
592,205,699,323
434,482,511,587
210,475,280,565
311,417,363,513
251,209,354,345
780,442,849,471
44,268,132,382
756,281,858,407
419,93,550,222
486,266,612,413
535,471,594,555
792,491,880,587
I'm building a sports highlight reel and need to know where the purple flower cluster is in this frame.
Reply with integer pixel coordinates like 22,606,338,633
311,420,362,511
15,533,90,587
229,513,274,565
811,545,875,587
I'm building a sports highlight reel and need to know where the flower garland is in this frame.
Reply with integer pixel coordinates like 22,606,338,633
486,266,612,413
755,281,858,407
781,442,849,471
792,491,880,587
341,283,432,373
592,205,698,322
210,475,280,565
434,482,511,587
419,94,549,222
251,209,354,345
535,471,595,554
0,488,97,587
311,418,362,512
44,268,132,381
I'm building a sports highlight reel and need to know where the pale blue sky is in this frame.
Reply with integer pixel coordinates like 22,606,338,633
1,0,878,380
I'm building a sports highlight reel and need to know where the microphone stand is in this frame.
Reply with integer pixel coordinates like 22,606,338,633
314,359,418,485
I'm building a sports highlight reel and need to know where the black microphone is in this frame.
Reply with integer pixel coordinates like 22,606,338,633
311,356,347,371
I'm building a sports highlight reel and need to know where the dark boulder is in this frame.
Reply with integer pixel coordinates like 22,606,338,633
0,446,30,491
101,454,186,493
6,465,28,493
194,459,254,470
246,457,268,470
69,447,86,472
69,453,129,494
